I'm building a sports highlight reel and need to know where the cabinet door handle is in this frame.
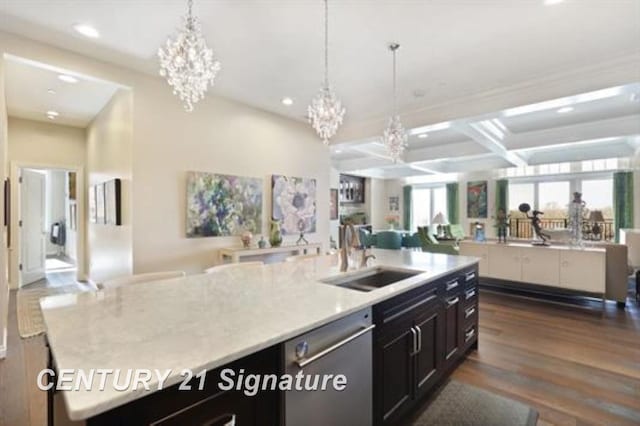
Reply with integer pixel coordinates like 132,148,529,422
465,289,476,300
415,325,422,354
446,279,459,291
446,296,460,307
295,324,375,368
465,272,476,281
465,307,476,318
465,328,475,342
409,326,419,356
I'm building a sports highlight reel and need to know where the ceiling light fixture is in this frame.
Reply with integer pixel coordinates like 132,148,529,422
418,133,428,139
58,74,78,83
46,110,59,117
47,89,56,95
381,43,408,163
72,23,100,38
281,97,294,106
158,0,221,112
557,106,574,113
308,0,346,145
544,0,565,5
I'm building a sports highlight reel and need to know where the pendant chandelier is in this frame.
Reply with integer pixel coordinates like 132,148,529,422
382,43,408,162
308,0,346,145
158,0,221,112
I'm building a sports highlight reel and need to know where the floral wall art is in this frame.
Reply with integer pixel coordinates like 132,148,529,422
272,175,317,235
186,171,263,238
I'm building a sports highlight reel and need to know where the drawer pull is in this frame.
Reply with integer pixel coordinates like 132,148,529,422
446,296,460,307
409,326,419,356
296,324,376,368
465,307,475,318
465,328,475,342
465,289,476,300
465,272,476,281
446,279,459,291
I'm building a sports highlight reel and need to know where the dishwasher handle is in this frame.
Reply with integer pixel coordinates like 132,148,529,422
295,324,376,369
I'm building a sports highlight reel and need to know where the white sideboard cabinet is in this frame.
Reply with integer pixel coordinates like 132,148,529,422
460,241,605,296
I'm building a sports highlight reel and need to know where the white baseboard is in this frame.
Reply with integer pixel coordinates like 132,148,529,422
0,327,7,359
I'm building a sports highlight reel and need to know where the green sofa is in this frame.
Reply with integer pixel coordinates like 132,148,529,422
417,226,459,255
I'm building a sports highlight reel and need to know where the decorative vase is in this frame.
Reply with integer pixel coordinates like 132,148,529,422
568,191,586,248
240,231,253,248
258,236,266,249
269,220,283,247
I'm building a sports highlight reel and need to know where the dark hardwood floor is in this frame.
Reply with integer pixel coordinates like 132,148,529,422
0,286,638,425
452,290,640,426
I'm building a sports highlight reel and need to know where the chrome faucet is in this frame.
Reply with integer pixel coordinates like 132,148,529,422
361,250,376,268
339,224,361,272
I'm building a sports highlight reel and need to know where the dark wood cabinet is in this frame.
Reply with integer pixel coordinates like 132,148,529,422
372,265,479,426
339,174,365,204
86,347,280,426
377,318,415,422
414,304,444,400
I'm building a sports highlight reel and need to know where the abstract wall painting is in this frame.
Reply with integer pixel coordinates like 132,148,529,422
467,180,488,218
272,175,317,235
186,171,263,238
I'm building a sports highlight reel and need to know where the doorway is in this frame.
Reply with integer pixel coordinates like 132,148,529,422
18,167,79,288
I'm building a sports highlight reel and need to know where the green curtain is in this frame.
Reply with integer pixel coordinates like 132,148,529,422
403,185,412,231
446,183,459,224
614,171,634,243
495,179,508,215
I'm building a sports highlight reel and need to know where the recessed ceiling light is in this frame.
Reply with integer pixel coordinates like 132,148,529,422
544,0,565,5
58,74,79,84
335,149,343,154
47,89,56,95
417,133,429,139
281,97,294,106
46,110,59,117
557,106,574,113
73,23,100,38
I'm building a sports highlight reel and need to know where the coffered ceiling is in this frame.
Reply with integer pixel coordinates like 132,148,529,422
331,83,640,178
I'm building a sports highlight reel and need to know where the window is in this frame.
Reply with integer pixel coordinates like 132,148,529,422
508,183,534,218
411,186,448,228
582,179,613,219
538,181,570,218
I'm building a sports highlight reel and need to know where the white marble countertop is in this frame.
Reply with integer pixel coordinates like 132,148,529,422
41,249,478,421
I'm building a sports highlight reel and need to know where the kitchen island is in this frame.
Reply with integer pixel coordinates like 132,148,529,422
41,249,479,425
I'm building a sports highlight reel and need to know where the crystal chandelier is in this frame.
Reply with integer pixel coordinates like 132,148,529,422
382,43,408,162
308,0,346,145
158,0,221,112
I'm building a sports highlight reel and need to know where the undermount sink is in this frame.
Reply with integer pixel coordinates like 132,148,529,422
320,267,421,292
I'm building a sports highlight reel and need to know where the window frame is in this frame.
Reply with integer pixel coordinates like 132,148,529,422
411,184,448,229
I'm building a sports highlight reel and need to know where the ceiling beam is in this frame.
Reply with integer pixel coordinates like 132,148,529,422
456,121,528,167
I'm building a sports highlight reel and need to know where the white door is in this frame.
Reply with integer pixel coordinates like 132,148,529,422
21,169,47,286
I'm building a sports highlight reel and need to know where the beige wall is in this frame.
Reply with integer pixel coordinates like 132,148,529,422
7,117,85,166
86,89,133,283
0,61,8,357
0,32,330,280
6,117,86,288
131,76,330,274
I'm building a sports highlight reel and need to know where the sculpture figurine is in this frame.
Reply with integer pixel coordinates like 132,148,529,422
568,191,586,248
495,208,509,243
519,203,551,246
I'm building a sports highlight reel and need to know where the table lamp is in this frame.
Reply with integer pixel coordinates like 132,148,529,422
589,210,604,240
432,212,447,238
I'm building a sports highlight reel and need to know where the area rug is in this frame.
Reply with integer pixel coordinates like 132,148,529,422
412,380,538,426
16,285,80,338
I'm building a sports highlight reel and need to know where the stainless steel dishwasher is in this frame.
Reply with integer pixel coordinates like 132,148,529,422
282,308,373,426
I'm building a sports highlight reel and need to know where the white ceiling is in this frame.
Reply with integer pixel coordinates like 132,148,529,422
330,83,640,178
4,56,121,127
0,1,638,173
0,0,638,127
